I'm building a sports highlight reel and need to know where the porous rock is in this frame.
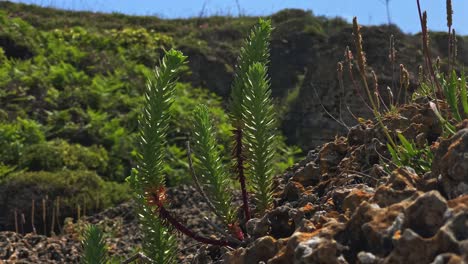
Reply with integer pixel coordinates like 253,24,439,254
292,161,321,186
403,191,448,238
432,128,468,199
372,167,422,207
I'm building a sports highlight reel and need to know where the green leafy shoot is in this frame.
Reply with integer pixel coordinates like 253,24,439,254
229,18,272,126
192,105,235,224
129,49,187,264
412,79,434,101
386,133,433,175
430,70,468,136
134,190,177,264
443,70,462,121
229,18,272,221
135,49,187,189
242,62,277,214
429,101,456,136
460,70,468,115
81,225,107,264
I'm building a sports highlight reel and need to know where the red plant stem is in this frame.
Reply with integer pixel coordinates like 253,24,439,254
416,0,443,95
151,193,236,247
233,128,251,221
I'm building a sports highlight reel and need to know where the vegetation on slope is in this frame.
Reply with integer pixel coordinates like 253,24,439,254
0,3,301,232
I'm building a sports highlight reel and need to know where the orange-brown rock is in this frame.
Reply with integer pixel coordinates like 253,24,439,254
431,128,468,199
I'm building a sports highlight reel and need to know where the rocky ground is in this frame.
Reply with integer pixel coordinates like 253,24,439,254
1,101,467,263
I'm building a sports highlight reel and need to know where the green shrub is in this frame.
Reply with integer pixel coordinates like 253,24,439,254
0,10,39,59
0,118,45,165
19,139,109,175
0,170,130,232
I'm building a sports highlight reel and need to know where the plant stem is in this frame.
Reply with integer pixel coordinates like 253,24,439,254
416,0,443,95
121,252,153,264
233,128,251,221
203,217,242,244
151,193,237,248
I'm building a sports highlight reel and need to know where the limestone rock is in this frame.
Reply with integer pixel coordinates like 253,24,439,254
292,161,321,186
246,216,270,238
432,129,468,199
403,191,448,238
372,167,422,207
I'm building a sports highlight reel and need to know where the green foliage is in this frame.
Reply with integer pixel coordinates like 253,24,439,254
192,105,235,224
0,7,301,191
386,133,433,175
0,162,16,183
108,27,173,48
229,18,272,126
461,71,468,116
19,139,109,175
81,225,108,264
274,138,303,173
134,192,177,264
135,49,187,188
0,170,130,218
441,70,468,122
0,118,45,165
0,9,305,259
242,62,277,213
0,10,40,58
129,50,187,264
427,70,468,136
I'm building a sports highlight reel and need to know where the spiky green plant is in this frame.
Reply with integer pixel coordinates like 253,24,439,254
242,62,277,214
191,104,235,225
229,18,272,221
81,225,107,264
128,49,187,264
230,18,272,125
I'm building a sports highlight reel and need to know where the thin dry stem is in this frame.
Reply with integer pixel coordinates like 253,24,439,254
399,64,410,103
14,209,18,234
416,1,443,95
389,34,397,94
452,29,457,64
55,197,62,234
344,47,373,112
42,198,46,235
352,17,396,148
203,217,242,245
121,252,153,264
50,201,55,236
21,213,25,235
447,0,453,70
31,199,36,234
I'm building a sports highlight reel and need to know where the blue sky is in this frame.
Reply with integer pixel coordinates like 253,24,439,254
10,0,468,35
